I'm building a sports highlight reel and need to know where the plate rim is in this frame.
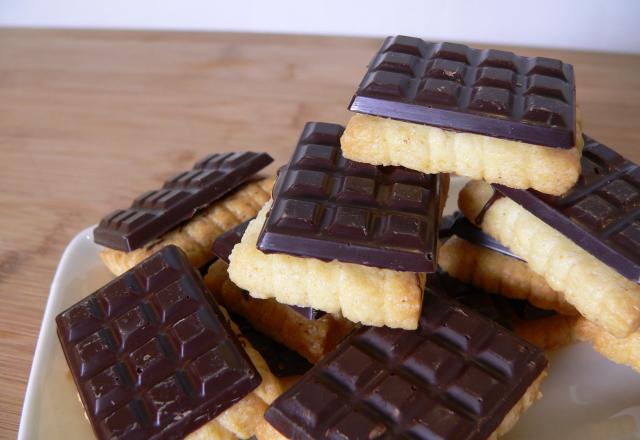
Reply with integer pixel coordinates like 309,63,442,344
17,225,96,440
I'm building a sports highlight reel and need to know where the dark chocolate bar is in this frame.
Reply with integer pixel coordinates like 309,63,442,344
94,152,273,251
212,219,252,264
257,122,445,272
349,35,576,148
264,274,547,440
441,212,524,261
212,221,326,320
230,312,313,378
493,135,640,283
56,245,261,440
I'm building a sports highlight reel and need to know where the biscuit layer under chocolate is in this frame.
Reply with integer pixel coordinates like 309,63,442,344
229,312,313,378
212,221,326,320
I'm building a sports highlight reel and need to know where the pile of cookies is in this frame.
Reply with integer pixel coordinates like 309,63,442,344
56,35,640,440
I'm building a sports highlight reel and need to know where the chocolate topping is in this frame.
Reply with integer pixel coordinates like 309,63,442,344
56,246,261,440
494,135,640,283
475,190,505,225
257,121,446,272
264,273,547,440
94,152,273,251
350,36,577,148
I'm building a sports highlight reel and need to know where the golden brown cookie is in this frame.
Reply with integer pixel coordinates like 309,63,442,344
459,179,640,338
439,235,577,315
574,319,640,374
341,113,583,195
205,260,354,363
100,177,275,275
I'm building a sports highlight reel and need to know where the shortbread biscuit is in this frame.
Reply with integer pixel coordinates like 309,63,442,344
100,177,275,275
512,314,579,351
255,372,547,440
341,114,583,195
440,235,577,315
205,260,354,363
228,201,426,330
459,180,640,338
510,311,640,373
574,319,640,374
186,308,284,440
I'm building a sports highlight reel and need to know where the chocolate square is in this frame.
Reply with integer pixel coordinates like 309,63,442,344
350,36,576,148
94,152,273,251
56,245,261,440
440,212,524,262
257,122,445,272
264,275,547,440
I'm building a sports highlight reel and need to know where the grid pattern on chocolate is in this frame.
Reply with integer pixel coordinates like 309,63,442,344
349,35,576,148
56,246,261,440
494,135,640,282
264,282,547,440
257,122,443,272
94,152,273,252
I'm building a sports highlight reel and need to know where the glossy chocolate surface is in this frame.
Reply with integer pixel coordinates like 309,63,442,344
257,121,445,272
212,221,326,320
350,36,576,148
56,245,261,440
264,274,547,439
94,152,273,251
494,135,640,283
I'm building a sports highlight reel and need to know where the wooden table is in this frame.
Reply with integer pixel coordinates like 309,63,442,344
0,28,638,436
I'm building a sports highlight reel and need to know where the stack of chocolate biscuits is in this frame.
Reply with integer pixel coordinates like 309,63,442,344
56,36,639,440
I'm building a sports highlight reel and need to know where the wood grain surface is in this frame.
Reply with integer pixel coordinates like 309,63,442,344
0,28,639,436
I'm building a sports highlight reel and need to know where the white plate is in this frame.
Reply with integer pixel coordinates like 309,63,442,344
18,177,640,440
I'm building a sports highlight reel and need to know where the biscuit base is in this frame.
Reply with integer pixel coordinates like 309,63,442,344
459,180,640,338
440,236,577,315
341,114,583,196
228,201,426,330
519,315,640,374
100,177,275,276
574,319,640,374
255,370,547,440
205,260,355,363
186,308,283,440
